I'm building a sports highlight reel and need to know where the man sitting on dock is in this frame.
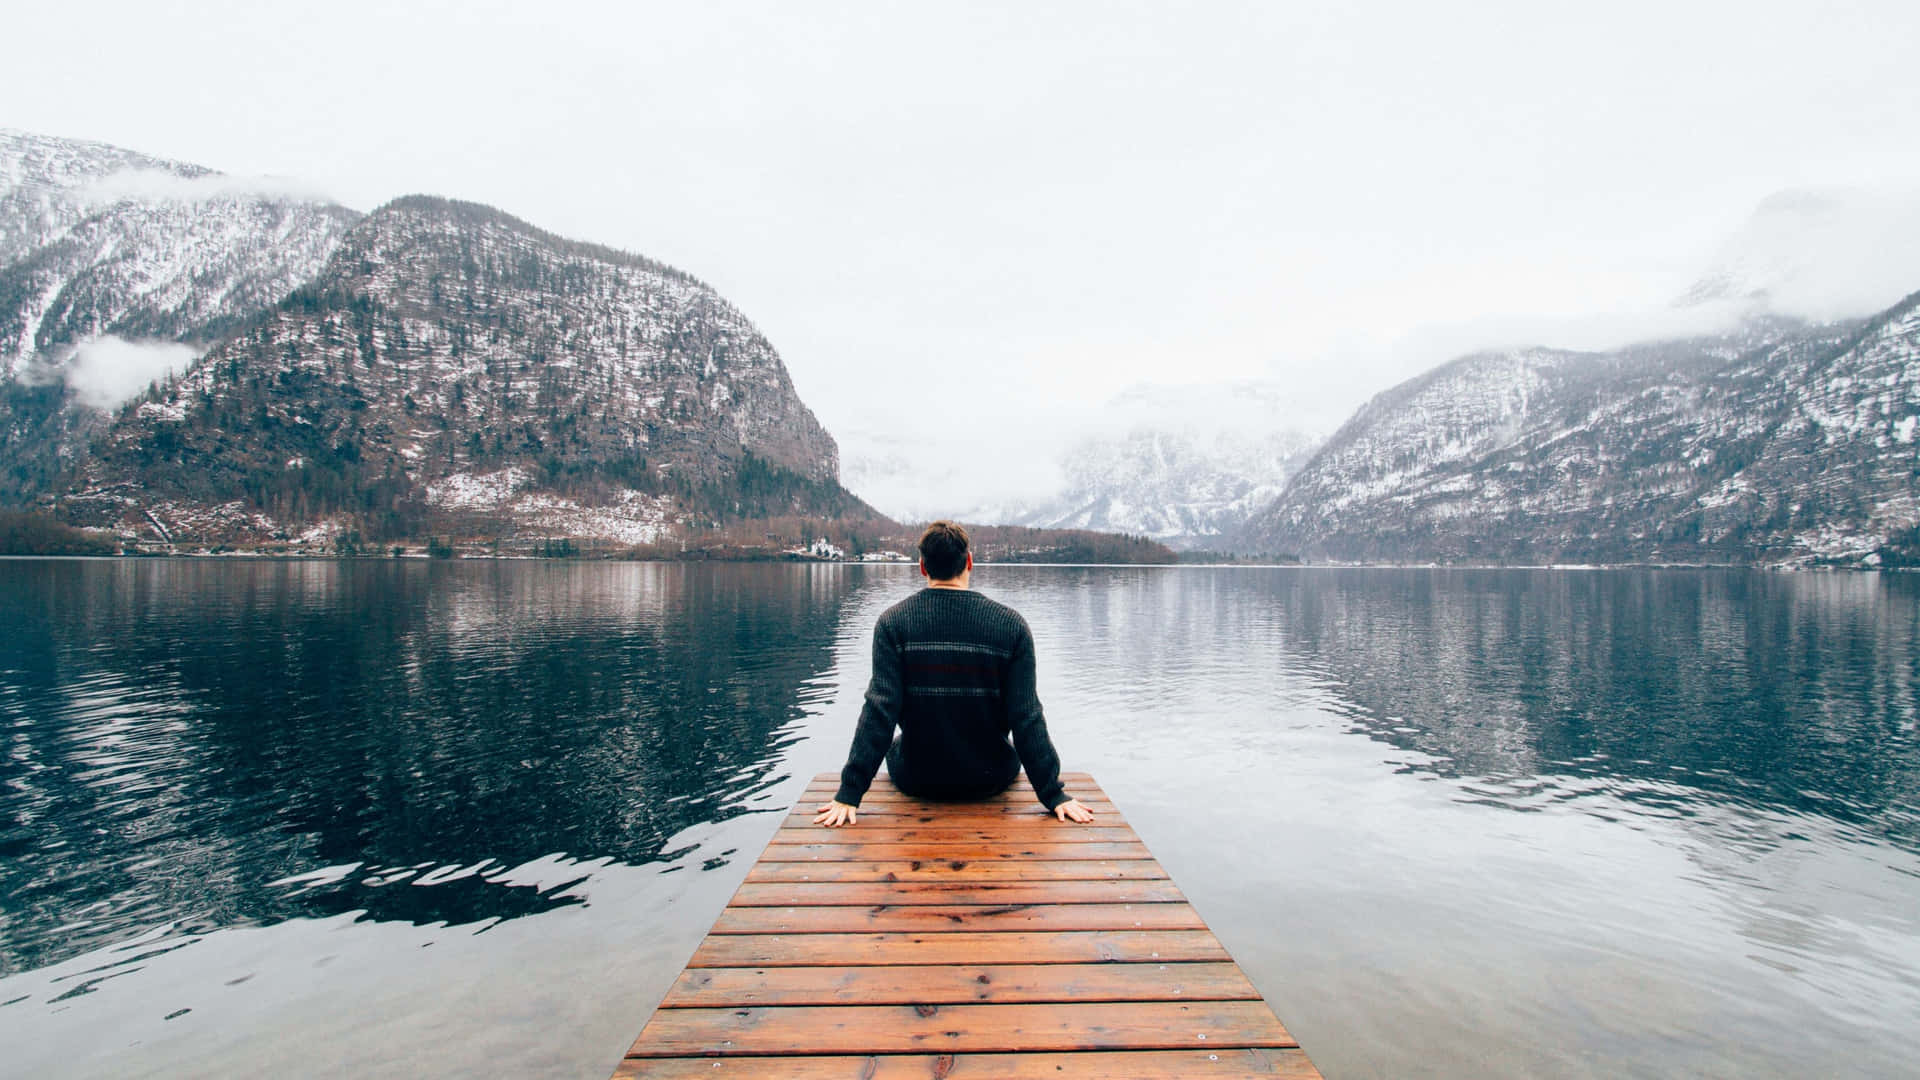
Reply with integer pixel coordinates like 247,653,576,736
814,520,1095,827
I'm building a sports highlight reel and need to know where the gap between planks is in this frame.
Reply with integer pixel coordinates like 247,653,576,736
616,1048,1323,1079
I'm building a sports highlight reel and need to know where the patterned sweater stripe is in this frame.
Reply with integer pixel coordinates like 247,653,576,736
835,587,1068,810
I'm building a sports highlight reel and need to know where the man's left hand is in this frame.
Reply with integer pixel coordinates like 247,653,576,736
1054,799,1094,823
813,800,858,828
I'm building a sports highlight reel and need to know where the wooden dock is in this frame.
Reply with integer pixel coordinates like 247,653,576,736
615,772,1321,1078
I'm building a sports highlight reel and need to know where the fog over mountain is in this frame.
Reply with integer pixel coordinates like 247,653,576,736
1,132,872,547
848,182,1920,553
4,118,1920,566
1680,186,1920,321
842,380,1321,546
1233,188,1920,568
0,130,362,500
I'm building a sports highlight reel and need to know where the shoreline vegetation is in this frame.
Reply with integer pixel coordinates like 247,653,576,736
0,509,1189,564
3,509,1908,570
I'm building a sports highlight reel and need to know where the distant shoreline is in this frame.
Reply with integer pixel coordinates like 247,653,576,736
0,553,1904,572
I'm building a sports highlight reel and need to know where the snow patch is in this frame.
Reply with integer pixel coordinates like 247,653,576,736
504,489,673,545
426,468,531,510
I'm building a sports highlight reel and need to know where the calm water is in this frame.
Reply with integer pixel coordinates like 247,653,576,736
1,560,1916,1077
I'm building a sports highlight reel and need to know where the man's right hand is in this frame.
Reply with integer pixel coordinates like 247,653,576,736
813,800,858,828
1054,798,1094,823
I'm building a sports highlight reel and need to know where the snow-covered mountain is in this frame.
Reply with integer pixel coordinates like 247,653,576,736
1009,383,1320,547
64,195,862,545
841,381,1322,547
0,129,359,497
1238,298,1920,567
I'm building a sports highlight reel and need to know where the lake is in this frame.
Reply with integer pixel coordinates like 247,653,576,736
1,560,1916,1078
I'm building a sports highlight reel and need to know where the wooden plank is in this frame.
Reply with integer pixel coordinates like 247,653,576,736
801,786,1106,802
757,842,1152,861
772,824,1139,843
785,802,1122,821
615,772,1322,1079
690,930,1230,967
744,859,1171,884
802,783,1102,796
616,1048,1323,1078
627,1001,1294,1057
805,771,1097,785
711,902,1205,934
660,962,1263,1008
798,790,1110,806
726,879,1191,907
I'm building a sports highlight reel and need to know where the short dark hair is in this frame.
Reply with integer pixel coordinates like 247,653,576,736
918,520,970,580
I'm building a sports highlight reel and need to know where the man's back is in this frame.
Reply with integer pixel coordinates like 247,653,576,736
833,586,1067,810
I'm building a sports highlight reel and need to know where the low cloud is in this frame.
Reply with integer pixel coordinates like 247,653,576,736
63,337,200,411
1686,186,1920,322
73,167,340,208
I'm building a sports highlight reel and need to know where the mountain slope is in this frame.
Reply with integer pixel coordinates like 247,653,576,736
1014,425,1318,547
65,196,866,545
1005,381,1319,548
0,129,360,498
1240,300,1920,566
1,129,360,372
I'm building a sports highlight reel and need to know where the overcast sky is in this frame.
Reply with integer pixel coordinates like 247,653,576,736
11,1,1920,507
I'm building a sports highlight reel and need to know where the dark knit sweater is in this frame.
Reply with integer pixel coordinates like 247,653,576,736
835,587,1069,810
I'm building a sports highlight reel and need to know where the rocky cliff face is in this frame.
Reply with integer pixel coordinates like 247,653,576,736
67,195,860,545
1239,299,1920,566
0,130,359,497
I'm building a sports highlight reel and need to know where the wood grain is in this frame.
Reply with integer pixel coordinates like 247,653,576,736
785,804,1122,824
628,1001,1295,1056
771,825,1139,843
757,841,1153,862
689,930,1230,967
617,1048,1323,1078
710,902,1205,934
743,859,1172,884
614,772,1319,1079
725,879,1190,907
660,962,1262,1008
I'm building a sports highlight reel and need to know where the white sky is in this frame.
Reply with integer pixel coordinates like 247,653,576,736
10,1,1920,508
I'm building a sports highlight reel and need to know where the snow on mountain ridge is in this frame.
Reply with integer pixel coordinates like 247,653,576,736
1,128,359,378
1239,299,1920,567
64,194,859,545
1019,423,1319,545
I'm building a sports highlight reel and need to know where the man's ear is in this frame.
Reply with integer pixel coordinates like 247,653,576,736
965,552,973,571
919,560,929,579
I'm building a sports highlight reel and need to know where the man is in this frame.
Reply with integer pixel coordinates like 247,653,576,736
814,520,1095,827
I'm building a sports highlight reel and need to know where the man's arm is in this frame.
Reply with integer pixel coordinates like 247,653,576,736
831,619,902,810
1005,624,1070,812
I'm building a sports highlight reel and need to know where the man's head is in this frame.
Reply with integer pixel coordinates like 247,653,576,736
918,520,971,582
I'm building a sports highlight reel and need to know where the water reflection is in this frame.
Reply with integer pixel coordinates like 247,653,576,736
975,565,1920,1078
1258,570,1920,851
5,561,1918,1080
0,559,860,977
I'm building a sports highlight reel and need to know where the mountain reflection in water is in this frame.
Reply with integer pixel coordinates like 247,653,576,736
1273,569,1919,849
1,561,1915,1079
0,560,855,976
